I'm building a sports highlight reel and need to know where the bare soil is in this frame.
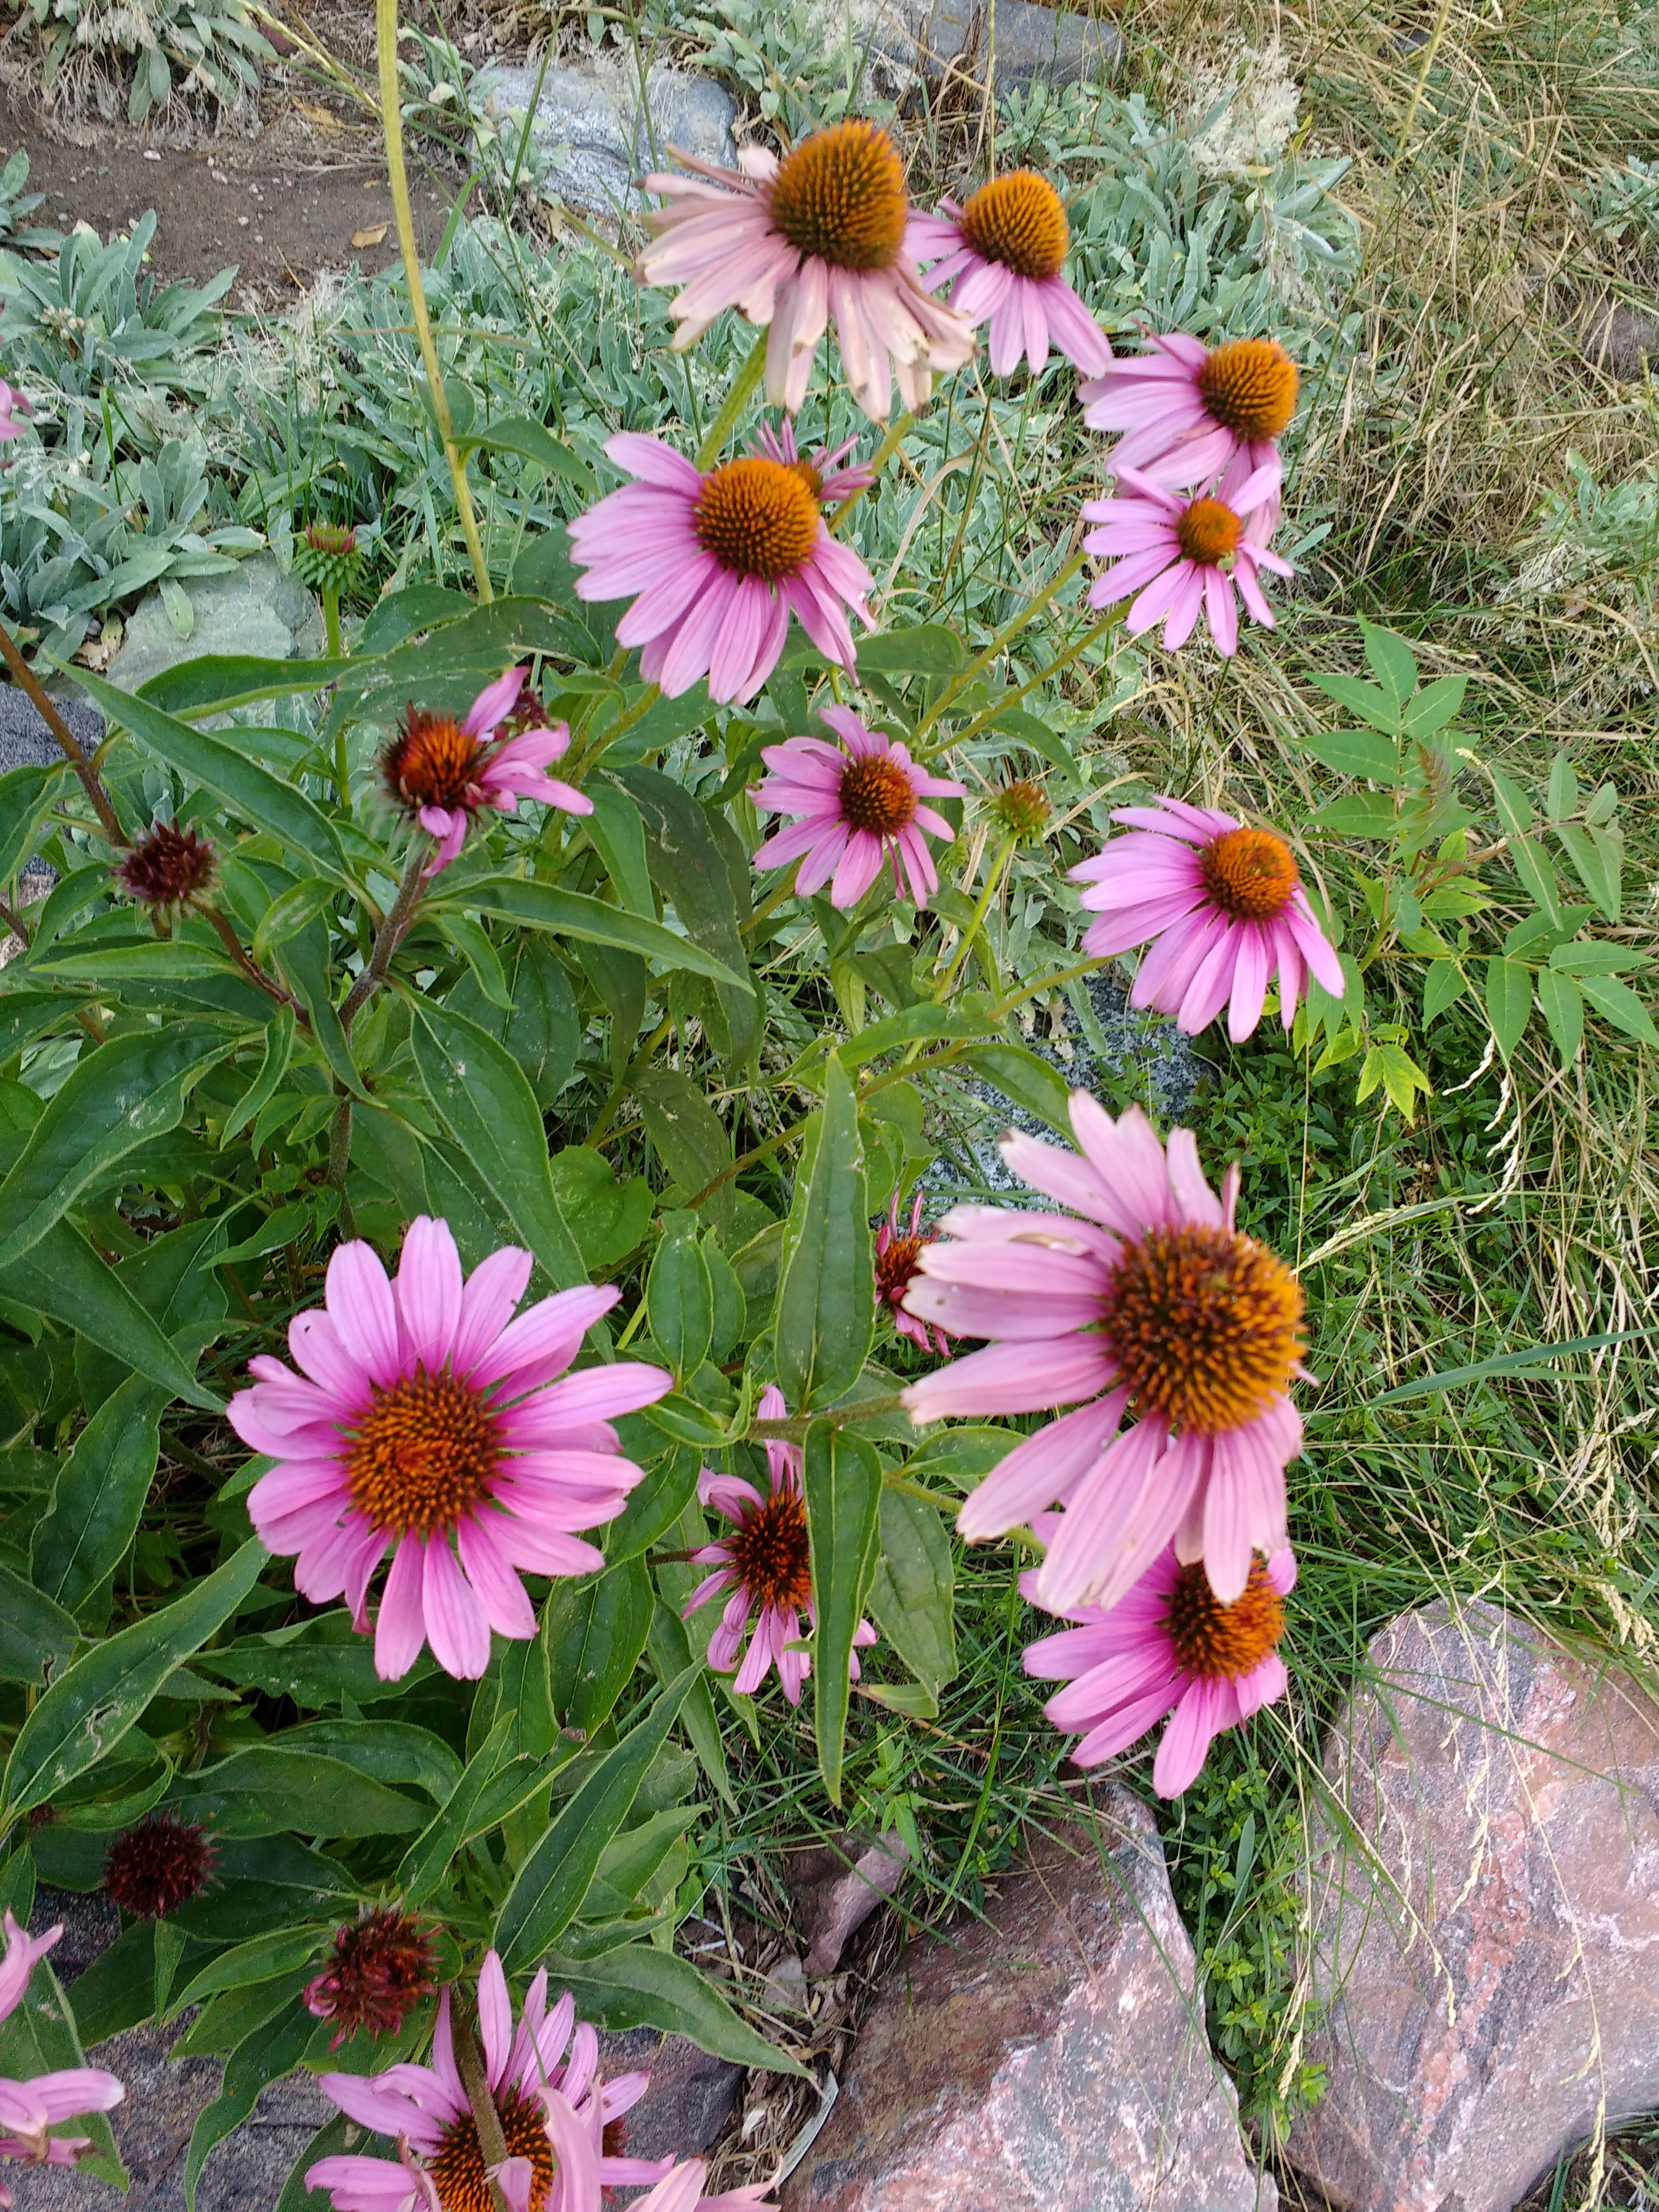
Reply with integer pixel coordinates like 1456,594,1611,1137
0,41,466,304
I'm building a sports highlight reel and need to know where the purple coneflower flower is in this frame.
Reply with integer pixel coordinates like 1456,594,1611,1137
1082,452,1291,656
0,1912,124,2191
1071,796,1344,1041
875,1192,951,1357
1079,332,1299,485
228,1217,670,1682
382,667,590,875
907,170,1111,377
749,705,963,908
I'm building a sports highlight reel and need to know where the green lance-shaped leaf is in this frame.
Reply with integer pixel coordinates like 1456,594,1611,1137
645,1597,734,1810
616,765,757,1070
1485,957,1533,1061
646,1210,713,1380
0,1538,267,1826
450,876,748,989
0,760,70,884
1554,821,1622,922
164,1745,427,1839
864,1486,957,1714
535,1939,806,2073
1535,966,1585,1064
0,1221,223,1411
222,1004,296,1142
633,1068,735,1233
409,996,585,1289
956,1041,1073,1135
545,1555,656,1738
0,1024,239,1270
494,1666,695,1973
69,667,351,888
30,1372,166,1618
775,1057,872,1411
451,413,597,492
0,1560,78,1686
804,1422,882,1806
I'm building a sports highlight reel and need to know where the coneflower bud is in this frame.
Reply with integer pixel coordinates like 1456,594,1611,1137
293,520,365,599
987,778,1051,844
304,1906,436,2047
116,821,217,915
103,1811,217,1919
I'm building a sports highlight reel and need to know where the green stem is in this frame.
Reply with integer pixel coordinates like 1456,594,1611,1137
828,411,914,535
376,0,493,602
335,724,354,817
936,835,1015,998
751,1391,910,1442
566,680,662,785
991,952,1101,1020
916,547,1090,738
452,2008,511,2212
340,840,430,1033
926,610,1121,759
323,589,343,660
694,333,768,471
740,871,799,937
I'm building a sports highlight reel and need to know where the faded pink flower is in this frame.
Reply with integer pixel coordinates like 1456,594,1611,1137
567,434,875,705
1082,452,1291,656
1079,333,1299,485
749,705,963,908
750,418,874,506
305,1951,668,2212
0,1912,124,2199
0,377,31,444
682,1384,878,1705
1023,1544,1296,1797
876,1192,951,1357
634,121,975,422
382,667,590,875
907,171,1111,378
1071,797,1344,1042
901,1095,1305,1615
229,1217,670,1682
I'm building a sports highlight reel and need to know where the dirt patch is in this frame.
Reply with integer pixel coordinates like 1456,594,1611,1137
0,83,463,305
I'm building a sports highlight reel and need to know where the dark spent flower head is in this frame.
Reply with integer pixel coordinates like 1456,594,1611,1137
117,821,217,914
304,1905,436,2048
987,778,1051,843
104,1810,217,1919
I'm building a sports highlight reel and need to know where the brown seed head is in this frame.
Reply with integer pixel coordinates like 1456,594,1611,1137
1174,496,1243,567
727,1484,813,1614
1100,1222,1304,1433
958,170,1070,281
382,708,489,816
1196,338,1299,442
693,456,821,582
303,1906,436,2048
1199,825,1300,923
428,2085,555,2212
104,1810,217,1919
117,821,218,914
1164,1554,1286,1681
767,121,910,272
839,752,917,836
346,1369,505,1538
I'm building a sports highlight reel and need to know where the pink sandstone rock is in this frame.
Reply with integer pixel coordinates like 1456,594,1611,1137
784,1830,911,1979
783,1786,1276,2212
1288,1598,1659,2212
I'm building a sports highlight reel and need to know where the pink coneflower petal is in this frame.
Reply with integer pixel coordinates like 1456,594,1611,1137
636,122,975,423
230,1220,669,1683
1081,333,1299,479
1021,1542,1294,1798
749,707,963,910
1083,448,1287,657
1070,795,1340,1041
903,1094,1309,1607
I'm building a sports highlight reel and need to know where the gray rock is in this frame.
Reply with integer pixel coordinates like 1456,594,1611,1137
0,688,104,775
479,58,737,215
925,968,1204,1206
1288,1599,1659,2212
785,1829,911,1978
27,1886,120,1984
596,2026,745,2165
106,553,324,697
845,0,1125,100
784,1789,1275,2211
6,2015,331,2211
1579,296,1659,379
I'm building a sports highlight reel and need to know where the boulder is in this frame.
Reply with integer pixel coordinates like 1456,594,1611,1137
783,1788,1275,2211
785,1829,911,1978
596,2025,745,2167
106,552,323,696
479,58,737,215
1579,296,1659,380
847,0,1124,100
1288,1598,1659,2212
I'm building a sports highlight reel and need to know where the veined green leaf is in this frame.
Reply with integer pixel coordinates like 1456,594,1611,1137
1578,972,1659,1047
30,1372,165,1618
775,1057,872,1411
1535,967,1584,1063
1484,958,1533,1060
449,876,748,989
866,1486,956,1710
646,1212,713,1380
452,412,596,491
804,1423,882,1806
545,1556,655,1740
0,1560,78,1686
0,1221,223,1411
530,1939,805,2073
